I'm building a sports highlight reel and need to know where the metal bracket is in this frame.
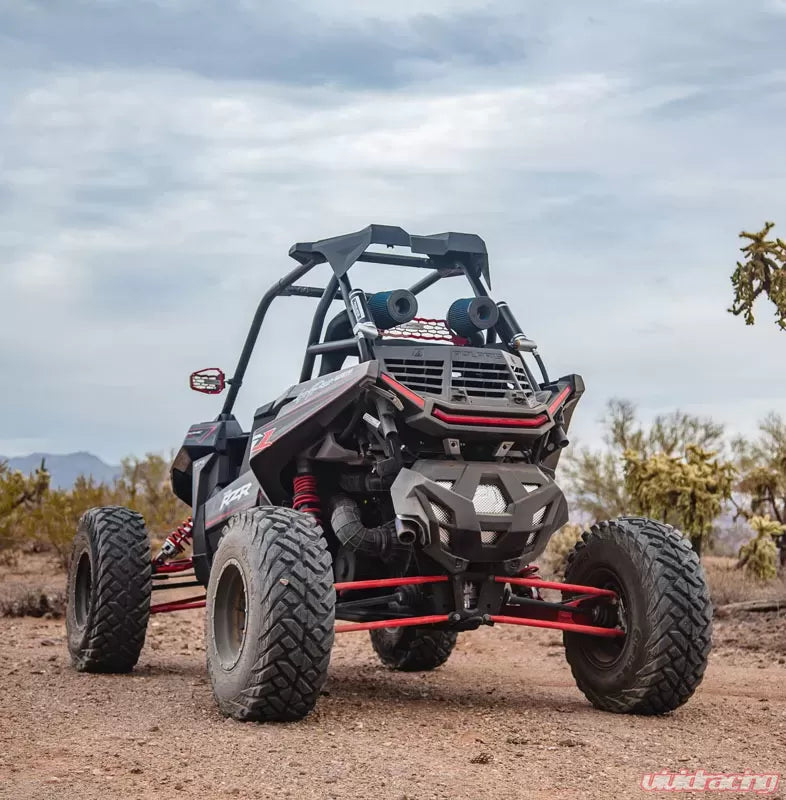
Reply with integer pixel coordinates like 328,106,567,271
494,441,514,459
443,438,462,457
368,384,404,411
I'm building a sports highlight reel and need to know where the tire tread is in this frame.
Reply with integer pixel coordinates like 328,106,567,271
206,507,334,722
68,506,151,673
564,516,712,715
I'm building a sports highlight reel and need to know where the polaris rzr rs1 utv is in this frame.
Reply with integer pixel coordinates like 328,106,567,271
66,225,712,721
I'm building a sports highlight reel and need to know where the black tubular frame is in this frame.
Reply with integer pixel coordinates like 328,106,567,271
219,225,541,417
220,256,321,416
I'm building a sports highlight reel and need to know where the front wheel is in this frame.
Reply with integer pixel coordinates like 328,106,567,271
205,507,335,722
66,506,152,672
563,517,712,715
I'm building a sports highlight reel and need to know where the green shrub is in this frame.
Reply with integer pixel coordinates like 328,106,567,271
738,516,783,581
2,454,187,567
0,460,49,554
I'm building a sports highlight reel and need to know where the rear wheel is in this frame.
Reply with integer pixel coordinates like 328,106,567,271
370,626,457,671
563,517,712,715
66,506,151,673
206,507,335,722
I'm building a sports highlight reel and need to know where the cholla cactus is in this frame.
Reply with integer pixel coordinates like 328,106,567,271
737,516,783,581
0,460,49,551
729,222,786,330
623,445,735,555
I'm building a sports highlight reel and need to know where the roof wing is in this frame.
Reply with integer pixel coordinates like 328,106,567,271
289,224,490,286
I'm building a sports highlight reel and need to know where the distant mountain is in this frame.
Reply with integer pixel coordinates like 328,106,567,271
1,452,121,490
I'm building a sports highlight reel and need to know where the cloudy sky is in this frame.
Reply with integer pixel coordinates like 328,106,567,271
1,0,785,463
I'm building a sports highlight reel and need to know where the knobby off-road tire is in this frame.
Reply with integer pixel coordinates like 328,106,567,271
206,507,335,722
66,506,152,673
563,517,712,715
370,626,457,671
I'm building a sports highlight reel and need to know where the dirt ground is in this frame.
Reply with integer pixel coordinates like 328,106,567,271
1,560,785,800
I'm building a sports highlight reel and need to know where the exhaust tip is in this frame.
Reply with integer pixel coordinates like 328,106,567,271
394,516,420,545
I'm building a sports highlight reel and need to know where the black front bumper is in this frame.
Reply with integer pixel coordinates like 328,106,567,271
390,460,568,574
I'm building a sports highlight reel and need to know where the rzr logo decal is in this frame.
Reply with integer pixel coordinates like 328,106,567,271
219,482,253,510
250,428,276,454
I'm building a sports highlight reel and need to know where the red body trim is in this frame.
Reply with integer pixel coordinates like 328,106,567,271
548,385,573,415
432,408,549,427
379,373,425,408
381,373,572,430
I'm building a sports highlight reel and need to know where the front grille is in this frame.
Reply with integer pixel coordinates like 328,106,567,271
384,358,444,394
472,483,507,514
378,344,536,403
430,501,451,524
451,360,518,399
511,363,531,388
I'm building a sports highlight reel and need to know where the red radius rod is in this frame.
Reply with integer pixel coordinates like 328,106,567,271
149,574,624,638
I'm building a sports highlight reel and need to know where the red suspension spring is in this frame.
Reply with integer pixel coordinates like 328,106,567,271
154,517,194,565
293,474,322,523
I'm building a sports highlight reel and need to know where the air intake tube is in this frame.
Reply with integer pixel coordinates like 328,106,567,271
328,496,409,563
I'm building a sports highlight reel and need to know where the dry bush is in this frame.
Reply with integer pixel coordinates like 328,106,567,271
0,588,65,618
541,523,584,578
23,477,115,568
2,453,187,567
703,555,786,606
114,453,186,536
0,460,49,555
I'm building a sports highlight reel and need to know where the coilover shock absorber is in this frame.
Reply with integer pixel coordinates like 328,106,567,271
293,471,322,524
153,517,194,565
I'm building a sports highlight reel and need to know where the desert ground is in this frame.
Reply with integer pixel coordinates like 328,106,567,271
1,557,784,800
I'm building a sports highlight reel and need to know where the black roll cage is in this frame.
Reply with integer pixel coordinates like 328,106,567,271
219,224,532,419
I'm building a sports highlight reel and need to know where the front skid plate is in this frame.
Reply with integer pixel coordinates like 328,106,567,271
390,460,569,572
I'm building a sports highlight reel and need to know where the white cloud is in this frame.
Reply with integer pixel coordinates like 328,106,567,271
1,2,785,460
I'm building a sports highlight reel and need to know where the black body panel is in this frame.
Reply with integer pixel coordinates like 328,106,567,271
171,417,247,505
247,362,379,502
390,460,568,574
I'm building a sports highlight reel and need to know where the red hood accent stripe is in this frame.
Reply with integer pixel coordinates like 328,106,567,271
380,373,425,408
548,385,572,416
432,408,549,428
382,372,572,429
